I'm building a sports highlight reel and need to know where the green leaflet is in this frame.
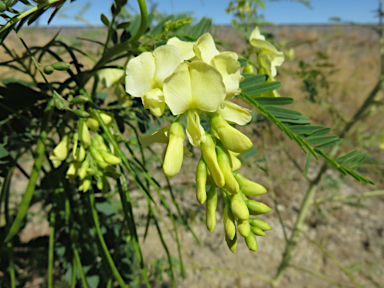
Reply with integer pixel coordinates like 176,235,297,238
239,91,374,184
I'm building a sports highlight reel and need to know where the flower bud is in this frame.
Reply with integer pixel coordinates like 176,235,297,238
216,146,239,194
49,135,70,164
89,146,104,162
223,204,236,240
66,162,80,178
72,110,90,118
81,122,92,146
196,159,208,204
225,233,238,254
93,134,108,151
210,113,252,153
73,143,85,162
250,226,266,236
98,149,121,165
230,193,249,220
52,61,71,71
233,173,267,196
43,65,54,75
99,111,114,126
200,134,225,187
228,151,241,171
206,185,218,232
243,64,255,74
78,157,89,180
69,95,89,104
245,232,258,251
248,218,273,231
163,122,184,177
246,200,272,215
79,177,91,192
87,118,100,131
237,219,251,237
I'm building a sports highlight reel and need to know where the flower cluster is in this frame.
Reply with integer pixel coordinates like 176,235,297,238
49,111,121,193
125,30,273,252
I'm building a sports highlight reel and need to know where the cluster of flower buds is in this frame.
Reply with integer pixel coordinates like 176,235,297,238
49,110,121,193
125,28,275,252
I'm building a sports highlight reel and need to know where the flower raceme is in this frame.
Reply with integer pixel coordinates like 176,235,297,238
126,32,273,253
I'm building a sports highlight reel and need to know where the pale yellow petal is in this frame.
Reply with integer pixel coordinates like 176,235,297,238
125,52,155,97
142,88,165,117
98,68,125,88
167,37,195,60
194,33,220,63
139,126,169,146
186,110,206,146
189,61,226,112
163,62,192,115
217,101,252,125
211,54,243,98
250,27,278,52
153,45,184,88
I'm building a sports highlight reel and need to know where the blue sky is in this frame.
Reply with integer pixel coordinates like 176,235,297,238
11,0,381,26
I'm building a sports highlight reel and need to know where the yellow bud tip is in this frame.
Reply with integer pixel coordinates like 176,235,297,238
200,134,225,187
163,122,185,177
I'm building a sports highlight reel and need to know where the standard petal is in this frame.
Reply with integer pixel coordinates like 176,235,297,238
153,45,184,87
98,68,125,87
189,61,226,112
186,110,206,146
218,101,252,125
250,27,278,52
139,126,169,146
163,62,192,115
142,88,165,117
211,54,243,98
194,33,220,63
125,52,155,97
167,37,195,60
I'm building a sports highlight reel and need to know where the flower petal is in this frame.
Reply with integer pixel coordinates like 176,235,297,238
167,37,195,60
125,52,155,97
153,45,184,87
142,88,165,117
163,62,192,115
250,27,278,53
139,126,169,146
186,110,206,146
189,61,226,112
194,33,220,63
218,101,252,125
98,68,125,87
211,54,243,98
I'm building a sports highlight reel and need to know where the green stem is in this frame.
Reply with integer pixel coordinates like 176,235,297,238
48,201,56,288
87,190,127,288
92,0,148,71
0,0,63,34
4,98,55,243
7,242,16,288
71,257,77,288
89,107,150,287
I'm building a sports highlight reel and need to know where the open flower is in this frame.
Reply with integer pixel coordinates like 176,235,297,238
125,45,184,117
167,33,243,99
163,61,226,146
249,26,284,78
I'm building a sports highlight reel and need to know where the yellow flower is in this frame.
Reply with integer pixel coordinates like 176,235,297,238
125,45,184,117
97,68,125,88
163,61,226,146
250,27,284,78
167,33,243,99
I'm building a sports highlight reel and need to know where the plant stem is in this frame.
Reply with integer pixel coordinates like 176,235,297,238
48,198,56,288
4,98,55,243
87,190,127,288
